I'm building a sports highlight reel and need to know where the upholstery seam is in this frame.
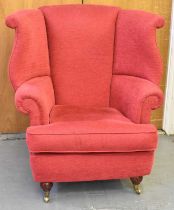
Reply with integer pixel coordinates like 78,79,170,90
15,75,50,91
39,8,57,104
28,149,156,153
27,131,157,136
112,74,158,84
109,8,120,106
8,27,19,91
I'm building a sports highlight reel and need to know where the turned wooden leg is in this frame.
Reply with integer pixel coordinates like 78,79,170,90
40,182,53,203
130,176,143,194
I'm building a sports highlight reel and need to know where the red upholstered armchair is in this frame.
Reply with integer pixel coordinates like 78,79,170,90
6,5,164,202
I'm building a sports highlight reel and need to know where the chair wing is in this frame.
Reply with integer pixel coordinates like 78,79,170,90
6,9,50,89
110,10,164,123
113,10,165,84
6,10,55,125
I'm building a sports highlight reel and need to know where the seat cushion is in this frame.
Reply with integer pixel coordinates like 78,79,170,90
26,106,157,153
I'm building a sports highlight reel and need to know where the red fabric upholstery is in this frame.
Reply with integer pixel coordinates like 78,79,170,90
27,106,157,153
6,5,164,184
6,9,50,90
30,152,154,182
113,10,164,84
110,75,163,123
40,5,119,106
15,76,55,125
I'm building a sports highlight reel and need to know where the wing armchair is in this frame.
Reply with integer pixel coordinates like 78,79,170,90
6,5,164,202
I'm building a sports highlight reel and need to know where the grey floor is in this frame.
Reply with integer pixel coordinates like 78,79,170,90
0,134,174,210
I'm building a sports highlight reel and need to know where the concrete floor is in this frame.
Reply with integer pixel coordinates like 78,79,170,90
0,134,174,210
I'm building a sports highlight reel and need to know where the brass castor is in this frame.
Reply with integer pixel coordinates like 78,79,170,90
40,182,53,203
130,176,143,195
43,191,50,203
133,184,141,194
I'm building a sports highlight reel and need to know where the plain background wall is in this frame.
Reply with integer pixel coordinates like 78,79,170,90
0,0,172,132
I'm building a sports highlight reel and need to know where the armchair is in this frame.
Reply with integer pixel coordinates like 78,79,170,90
6,5,164,202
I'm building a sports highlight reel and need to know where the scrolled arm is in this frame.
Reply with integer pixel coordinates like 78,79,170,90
110,75,163,123
15,76,55,125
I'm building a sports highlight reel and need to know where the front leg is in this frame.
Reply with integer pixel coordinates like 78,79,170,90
130,176,143,194
40,182,53,203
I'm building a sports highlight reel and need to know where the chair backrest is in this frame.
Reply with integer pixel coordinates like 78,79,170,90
40,5,120,106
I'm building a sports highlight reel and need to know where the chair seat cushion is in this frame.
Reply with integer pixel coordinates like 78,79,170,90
26,105,157,153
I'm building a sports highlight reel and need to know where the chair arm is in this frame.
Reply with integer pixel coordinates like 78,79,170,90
110,75,163,123
15,76,55,125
